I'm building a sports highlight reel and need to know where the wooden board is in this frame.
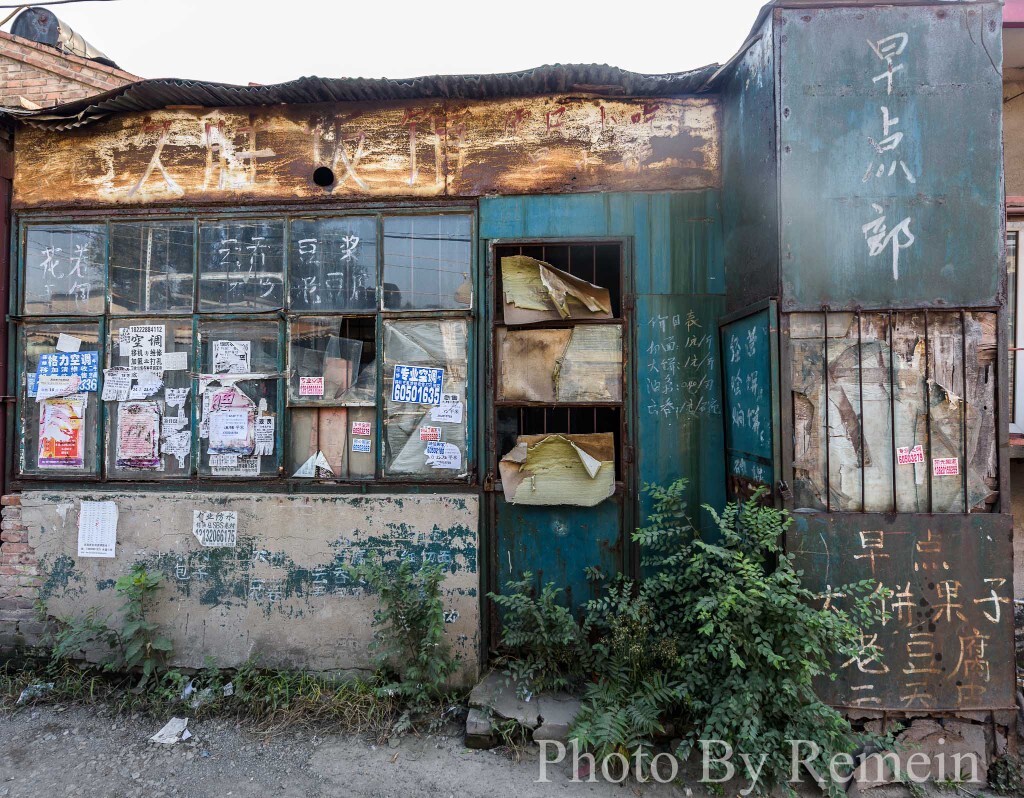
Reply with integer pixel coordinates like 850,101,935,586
14,96,720,208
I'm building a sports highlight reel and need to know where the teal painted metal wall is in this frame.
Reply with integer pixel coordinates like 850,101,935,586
480,193,726,607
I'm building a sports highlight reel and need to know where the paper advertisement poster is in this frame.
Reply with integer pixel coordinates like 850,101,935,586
254,417,274,456
933,457,960,476
77,500,117,558
352,438,372,453
212,341,251,374
897,444,925,465
299,376,325,396
56,333,82,353
351,421,372,436
430,393,463,424
192,510,237,548
116,401,161,470
38,352,99,393
162,351,188,371
391,365,444,405
425,441,461,469
38,395,86,469
419,426,442,442
36,374,82,402
209,409,254,454
124,325,165,372
162,429,191,468
164,387,189,409
128,371,163,400
211,455,259,477
101,369,132,401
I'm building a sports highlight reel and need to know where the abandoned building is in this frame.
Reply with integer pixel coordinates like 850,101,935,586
0,0,1014,749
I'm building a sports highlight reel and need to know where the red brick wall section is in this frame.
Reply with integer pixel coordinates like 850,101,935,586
0,493,44,653
0,30,137,109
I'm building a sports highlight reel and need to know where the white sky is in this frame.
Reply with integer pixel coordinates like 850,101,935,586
6,0,768,85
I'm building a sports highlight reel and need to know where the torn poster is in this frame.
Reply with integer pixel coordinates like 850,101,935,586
38,352,99,393
499,433,615,507
35,374,83,402
293,450,334,478
164,387,189,410
391,365,444,405
425,441,461,469
212,340,251,374
115,401,161,470
162,429,191,468
352,437,371,453
124,325,165,373
128,371,163,400
38,395,86,469
352,421,372,436
56,333,81,353
192,510,237,548
101,369,132,402
498,325,622,403
254,416,274,456
501,256,613,324
430,393,463,424
162,351,188,372
299,376,325,397
77,500,117,558
211,455,259,477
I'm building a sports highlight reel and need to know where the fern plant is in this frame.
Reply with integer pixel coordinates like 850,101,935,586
488,572,585,697
353,558,457,724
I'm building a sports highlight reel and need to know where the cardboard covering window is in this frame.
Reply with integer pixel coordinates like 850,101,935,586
497,325,622,403
500,256,613,324
499,433,615,507
383,319,468,479
789,310,997,513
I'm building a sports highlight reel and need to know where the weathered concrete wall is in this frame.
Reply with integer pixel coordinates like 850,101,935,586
17,491,480,683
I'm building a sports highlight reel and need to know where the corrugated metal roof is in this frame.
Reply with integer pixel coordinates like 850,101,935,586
0,63,722,131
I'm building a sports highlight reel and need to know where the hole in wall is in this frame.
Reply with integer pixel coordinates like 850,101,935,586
312,166,335,187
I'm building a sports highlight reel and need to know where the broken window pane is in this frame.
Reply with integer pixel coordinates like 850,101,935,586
198,320,281,477
289,216,377,311
110,221,195,314
198,219,284,311
105,319,193,479
288,406,375,481
497,325,622,403
19,321,101,475
287,316,376,406
23,224,106,316
383,319,468,479
382,215,472,310
499,255,613,324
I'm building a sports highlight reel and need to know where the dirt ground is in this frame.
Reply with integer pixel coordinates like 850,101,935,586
0,704,999,798
0,703,699,798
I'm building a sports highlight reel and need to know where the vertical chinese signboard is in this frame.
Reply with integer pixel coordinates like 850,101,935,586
778,5,1003,310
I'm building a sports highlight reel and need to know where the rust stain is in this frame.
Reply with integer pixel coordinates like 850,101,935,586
14,96,721,208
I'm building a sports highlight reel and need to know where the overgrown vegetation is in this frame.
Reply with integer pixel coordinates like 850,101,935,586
988,754,1024,795
490,481,888,794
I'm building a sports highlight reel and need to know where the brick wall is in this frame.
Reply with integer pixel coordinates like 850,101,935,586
0,30,136,109
0,494,43,654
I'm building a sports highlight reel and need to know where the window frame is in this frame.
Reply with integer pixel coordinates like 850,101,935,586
9,204,478,490
1007,220,1024,435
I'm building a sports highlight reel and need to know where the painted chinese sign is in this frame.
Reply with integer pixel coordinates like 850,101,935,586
778,6,1002,309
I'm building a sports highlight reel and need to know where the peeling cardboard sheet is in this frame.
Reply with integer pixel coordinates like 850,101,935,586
499,433,614,507
498,325,622,403
501,256,612,324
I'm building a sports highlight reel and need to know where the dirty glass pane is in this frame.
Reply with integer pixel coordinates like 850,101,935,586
198,319,281,477
288,406,375,481
789,313,827,510
964,312,998,512
110,221,194,314
23,224,106,315
198,219,285,311
927,313,966,513
1007,232,1017,417
105,319,193,479
289,217,377,311
893,312,929,513
287,316,376,406
382,215,472,310
823,313,864,512
383,319,468,479
19,321,101,475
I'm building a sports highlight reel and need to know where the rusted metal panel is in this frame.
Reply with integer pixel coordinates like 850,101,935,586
13,97,720,208
788,512,1015,711
777,4,1004,310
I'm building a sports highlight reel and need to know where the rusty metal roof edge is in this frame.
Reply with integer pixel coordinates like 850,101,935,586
0,63,726,131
